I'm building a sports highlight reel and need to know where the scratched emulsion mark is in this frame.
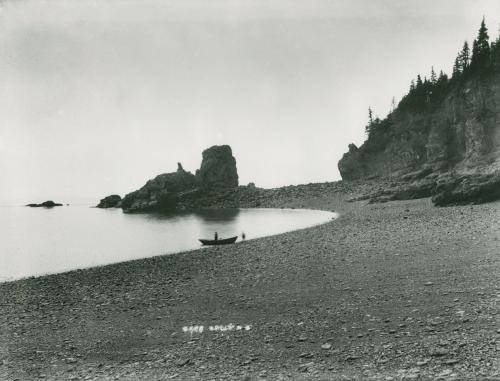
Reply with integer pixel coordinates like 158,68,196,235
182,324,251,334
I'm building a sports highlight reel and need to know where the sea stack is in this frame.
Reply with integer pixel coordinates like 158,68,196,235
110,144,239,213
196,145,239,189
120,163,198,213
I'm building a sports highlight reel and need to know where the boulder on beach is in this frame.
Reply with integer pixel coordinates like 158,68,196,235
26,200,63,208
96,195,122,208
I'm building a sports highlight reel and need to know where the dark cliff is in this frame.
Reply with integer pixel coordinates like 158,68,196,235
338,21,500,206
339,75,500,181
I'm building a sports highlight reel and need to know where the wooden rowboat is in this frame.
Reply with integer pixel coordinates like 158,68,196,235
199,236,238,246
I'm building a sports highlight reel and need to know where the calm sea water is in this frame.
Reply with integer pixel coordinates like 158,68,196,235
0,206,336,282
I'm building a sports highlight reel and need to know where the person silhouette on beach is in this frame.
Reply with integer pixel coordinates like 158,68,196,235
214,232,218,241
242,232,246,240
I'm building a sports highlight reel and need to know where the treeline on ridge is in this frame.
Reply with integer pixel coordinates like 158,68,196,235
363,18,500,153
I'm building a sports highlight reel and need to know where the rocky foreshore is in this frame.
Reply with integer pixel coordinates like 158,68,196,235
343,167,500,207
2,181,499,380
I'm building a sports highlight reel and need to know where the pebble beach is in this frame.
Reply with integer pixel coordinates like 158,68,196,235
1,182,499,380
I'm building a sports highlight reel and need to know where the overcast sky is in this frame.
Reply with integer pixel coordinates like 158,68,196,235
1,0,500,204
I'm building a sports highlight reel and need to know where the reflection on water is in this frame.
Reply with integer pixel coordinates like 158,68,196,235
0,206,336,282
127,208,241,223
194,208,240,222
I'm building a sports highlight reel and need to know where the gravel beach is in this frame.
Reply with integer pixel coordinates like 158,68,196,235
1,183,499,380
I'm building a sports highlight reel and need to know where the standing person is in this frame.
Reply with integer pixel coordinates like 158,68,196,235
241,232,246,240
214,232,218,241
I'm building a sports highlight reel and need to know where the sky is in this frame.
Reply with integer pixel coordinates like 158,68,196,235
1,0,500,205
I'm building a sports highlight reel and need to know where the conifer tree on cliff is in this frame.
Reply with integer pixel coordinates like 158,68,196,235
471,18,490,72
438,70,448,83
490,25,500,67
459,41,470,72
430,66,437,84
452,56,461,78
365,107,374,135
416,75,423,87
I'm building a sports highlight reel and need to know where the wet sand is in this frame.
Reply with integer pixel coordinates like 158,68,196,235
1,183,499,380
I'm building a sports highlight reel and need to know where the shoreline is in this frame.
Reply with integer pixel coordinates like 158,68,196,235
1,182,499,380
0,207,338,286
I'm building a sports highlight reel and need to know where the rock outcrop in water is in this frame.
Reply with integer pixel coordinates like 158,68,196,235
99,145,241,213
338,21,500,206
96,195,122,208
121,163,198,213
26,201,63,208
196,145,238,189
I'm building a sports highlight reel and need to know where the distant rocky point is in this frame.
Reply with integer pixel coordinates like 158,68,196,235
97,145,240,213
96,195,122,209
26,201,63,208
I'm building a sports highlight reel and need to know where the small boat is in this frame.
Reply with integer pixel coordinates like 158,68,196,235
199,236,238,246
